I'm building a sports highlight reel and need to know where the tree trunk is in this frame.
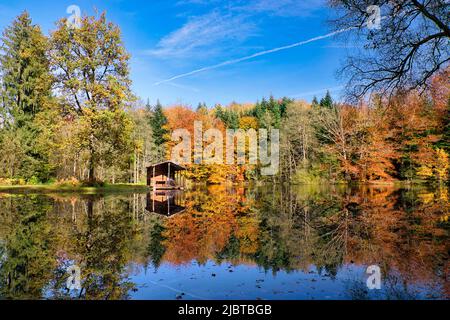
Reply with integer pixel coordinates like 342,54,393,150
89,163,95,184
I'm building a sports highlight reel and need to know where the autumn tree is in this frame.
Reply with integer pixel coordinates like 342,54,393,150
417,148,449,183
430,67,450,153
315,104,359,180
196,102,208,113
50,13,134,184
128,101,155,183
442,99,450,153
353,105,398,181
280,101,317,182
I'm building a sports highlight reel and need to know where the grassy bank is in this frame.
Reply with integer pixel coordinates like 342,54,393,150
0,183,151,194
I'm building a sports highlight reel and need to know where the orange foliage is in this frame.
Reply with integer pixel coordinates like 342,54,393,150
161,186,258,265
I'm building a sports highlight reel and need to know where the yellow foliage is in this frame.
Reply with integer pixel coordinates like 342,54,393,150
435,148,449,182
417,165,433,178
239,116,259,130
417,149,449,182
418,192,434,204
55,177,81,187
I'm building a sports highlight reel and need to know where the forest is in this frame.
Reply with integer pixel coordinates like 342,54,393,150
0,11,449,187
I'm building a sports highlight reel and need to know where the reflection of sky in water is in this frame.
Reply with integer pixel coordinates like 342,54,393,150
128,262,443,300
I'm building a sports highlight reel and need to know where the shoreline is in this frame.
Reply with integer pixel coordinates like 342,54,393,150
0,180,444,194
0,184,152,194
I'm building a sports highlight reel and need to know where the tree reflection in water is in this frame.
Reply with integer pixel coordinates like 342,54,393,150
0,185,448,300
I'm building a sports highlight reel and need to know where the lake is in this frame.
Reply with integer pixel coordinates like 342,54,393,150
0,185,448,300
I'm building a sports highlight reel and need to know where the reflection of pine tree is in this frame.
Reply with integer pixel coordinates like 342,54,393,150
252,211,293,272
147,220,167,269
0,198,56,299
216,235,241,262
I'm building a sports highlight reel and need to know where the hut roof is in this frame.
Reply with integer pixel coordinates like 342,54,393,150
147,161,186,176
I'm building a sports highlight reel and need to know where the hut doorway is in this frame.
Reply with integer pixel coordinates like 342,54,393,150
147,161,186,190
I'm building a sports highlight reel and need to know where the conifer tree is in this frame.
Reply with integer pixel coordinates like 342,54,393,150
320,91,333,108
312,96,319,108
0,12,53,180
150,100,169,146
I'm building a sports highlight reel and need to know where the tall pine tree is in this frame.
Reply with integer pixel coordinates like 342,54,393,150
0,12,53,180
320,91,333,108
312,96,319,108
150,100,169,146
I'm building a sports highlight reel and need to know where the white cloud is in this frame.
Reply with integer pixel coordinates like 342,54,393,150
145,0,326,61
145,11,257,59
240,0,325,17
176,0,221,5
176,0,325,16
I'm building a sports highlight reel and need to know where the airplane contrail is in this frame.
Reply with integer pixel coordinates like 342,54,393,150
153,26,357,86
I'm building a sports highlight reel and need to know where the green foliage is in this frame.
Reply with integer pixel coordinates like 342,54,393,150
150,100,169,146
0,12,52,125
214,105,239,129
292,166,325,184
437,98,450,153
147,220,167,269
75,109,134,175
312,96,319,108
0,199,56,299
50,13,135,183
73,199,136,299
0,12,53,181
251,96,290,129
320,91,333,108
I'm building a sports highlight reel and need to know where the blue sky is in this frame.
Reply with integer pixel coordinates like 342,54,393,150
0,0,351,107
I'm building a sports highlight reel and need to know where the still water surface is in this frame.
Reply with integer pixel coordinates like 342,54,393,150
0,185,448,300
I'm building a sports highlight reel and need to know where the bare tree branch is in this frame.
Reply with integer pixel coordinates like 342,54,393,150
329,0,450,102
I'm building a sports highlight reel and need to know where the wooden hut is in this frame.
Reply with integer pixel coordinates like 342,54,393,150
147,161,186,190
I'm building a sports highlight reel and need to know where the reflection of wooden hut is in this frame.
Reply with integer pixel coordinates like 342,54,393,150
146,190,186,217
147,161,186,190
